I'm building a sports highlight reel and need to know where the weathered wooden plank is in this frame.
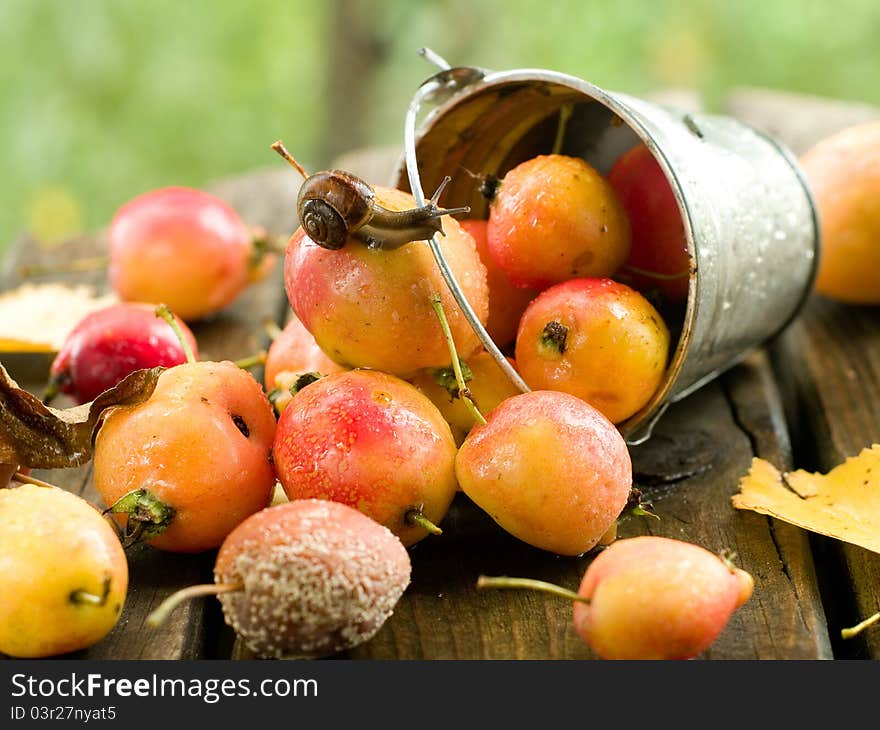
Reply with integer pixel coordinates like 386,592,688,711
772,302,880,659
726,89,880,658
0,168,299,659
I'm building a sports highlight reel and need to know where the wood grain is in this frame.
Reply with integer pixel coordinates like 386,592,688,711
726,88,880,659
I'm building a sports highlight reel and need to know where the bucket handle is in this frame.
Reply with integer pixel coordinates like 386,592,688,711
404,49,530,395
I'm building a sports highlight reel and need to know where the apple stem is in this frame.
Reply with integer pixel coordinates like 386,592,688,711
540,320,568,355
154,303,197,365
250,228,287,256
622,264,690,281
429,293,486,426
405,509,443,536
477,575,590,604
70,577,111,607
263,319,284,341
18,256,109,279
13,471,58,489
105,487,176,547
270,140,309,179
841,611,880,640
233,351,267,370
42,379,60,405
625,487,660,520
551,103,574,156
146,582,244,628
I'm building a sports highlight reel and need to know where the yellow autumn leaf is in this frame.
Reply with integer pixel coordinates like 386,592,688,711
732,445,880,554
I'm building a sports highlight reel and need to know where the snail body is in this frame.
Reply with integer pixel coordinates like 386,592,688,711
273,140,468,251
298,169,468,251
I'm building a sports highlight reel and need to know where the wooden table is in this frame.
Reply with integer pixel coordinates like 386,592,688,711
2,87,878,661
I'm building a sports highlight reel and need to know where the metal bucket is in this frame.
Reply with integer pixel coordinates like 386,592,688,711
393,68,819,444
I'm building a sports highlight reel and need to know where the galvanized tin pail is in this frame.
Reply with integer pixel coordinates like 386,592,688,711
394,67,819,444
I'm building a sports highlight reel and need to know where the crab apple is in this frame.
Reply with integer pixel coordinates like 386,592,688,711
264,314,347,413
486,154,631,290
459,219,538,347
608,144,690,301
800,121,880,304
47,302,198,405
574,536,754,659
515,278,670,424
109,187,275,322
478,536,753,660
0,483,128,658
94,360,277,553
285,187,489,376
455,390,632,556
411,350,521,445
147,499,410,659
273,369,458,546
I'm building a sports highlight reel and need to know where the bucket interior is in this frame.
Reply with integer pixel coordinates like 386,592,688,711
396,76,696,441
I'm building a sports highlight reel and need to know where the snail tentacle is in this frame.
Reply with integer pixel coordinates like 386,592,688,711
274,136,470,251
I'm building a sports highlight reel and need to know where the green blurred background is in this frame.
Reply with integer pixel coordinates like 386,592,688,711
1,0,878,253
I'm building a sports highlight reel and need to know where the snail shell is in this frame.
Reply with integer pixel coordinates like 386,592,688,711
297,171,374,250
296,169,470,251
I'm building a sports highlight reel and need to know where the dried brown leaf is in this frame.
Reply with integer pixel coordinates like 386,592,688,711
732,445,880,554
0,362,161,469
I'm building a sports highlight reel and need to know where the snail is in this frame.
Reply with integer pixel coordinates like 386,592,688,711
272,140,469,251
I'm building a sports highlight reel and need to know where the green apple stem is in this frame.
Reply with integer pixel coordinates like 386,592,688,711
13,471,58,489
18,256,109,279
105,487,176,547
233,351,267,370
263,319,284,341
147,582,244,628
841,611,880,640
551,103,574,156
154,303,197,365
477,575,590,604
271,140,309,179
250,227,287,256
42,378,60,405
625,487,660,520
405,509,443,536
430,293,486,426
70,577,111,607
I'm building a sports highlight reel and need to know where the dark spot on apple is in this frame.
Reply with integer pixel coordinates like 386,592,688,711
231,414,250,438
